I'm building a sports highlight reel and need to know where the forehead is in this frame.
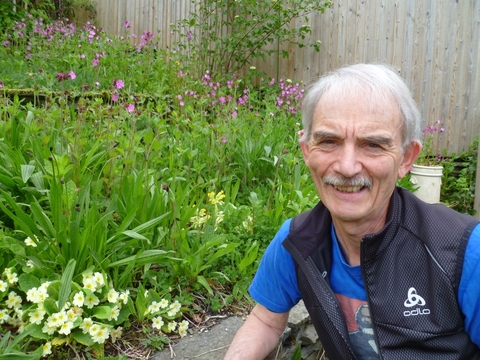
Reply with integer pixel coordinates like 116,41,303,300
313,87,403,130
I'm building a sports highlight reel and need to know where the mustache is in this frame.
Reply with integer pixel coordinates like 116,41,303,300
323,175,372,189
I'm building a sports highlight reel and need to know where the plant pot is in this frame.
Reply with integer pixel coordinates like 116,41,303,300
410,164,443,203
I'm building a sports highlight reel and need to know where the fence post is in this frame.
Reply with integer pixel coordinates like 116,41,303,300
474,133,480,219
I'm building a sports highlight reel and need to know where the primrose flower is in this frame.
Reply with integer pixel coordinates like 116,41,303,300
167,321,177,332
80,317,94,334
42,342,52,357
168,300,182,315
73,291,85,307
93,272,105,286
159,298,169,309
89,324,110,344
148,301,161,314
179,320,189,337
42,323,56,335
58,321,74,335
118,290,130,304
29,309,46,325
108,306,120,321
24,235,38,247
0,280,7,292
83,278,97,292
84,293,100,309
0,309,10,324
107,289,119,303
6,272,18,285
6,291,22,308
111,327,123,342
152,316,164,330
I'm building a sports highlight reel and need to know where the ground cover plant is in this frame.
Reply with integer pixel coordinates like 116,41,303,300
0,14,319,359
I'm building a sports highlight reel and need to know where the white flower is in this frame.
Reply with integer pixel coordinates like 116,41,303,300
110,327,123,342
29,309,46,325
0,280,7,292
58,321,74,335
6,272,18,284
159,298,169,309
89,324,110,344
6,291,22,309
72,291,85,307
93,272,105,287
118,290,130,304
107,289,119,303
42,323,56,335
42,342,52,357
148,301,161,314
83,278,97,292
167,300,182,317
24,235,38,247
152,316,164,330
179,320,189,332
167,321,177,332
26,260,34,268
80,317,93,334
0,309,10,324
108,306,120,321
179,328,187,338
84,294,100,309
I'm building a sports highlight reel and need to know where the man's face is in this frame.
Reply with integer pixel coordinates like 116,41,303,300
300,92,417,229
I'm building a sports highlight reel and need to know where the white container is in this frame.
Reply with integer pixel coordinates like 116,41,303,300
410,164,443,203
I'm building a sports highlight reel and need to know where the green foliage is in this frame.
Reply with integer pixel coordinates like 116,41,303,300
440,137,478,215
173,0,332,74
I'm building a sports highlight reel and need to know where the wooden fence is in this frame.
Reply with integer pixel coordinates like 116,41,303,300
80,0,480,155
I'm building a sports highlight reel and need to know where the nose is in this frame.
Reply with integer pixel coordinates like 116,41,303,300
332,143,362,178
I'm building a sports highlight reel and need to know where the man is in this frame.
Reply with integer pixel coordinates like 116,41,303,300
225,64,480,359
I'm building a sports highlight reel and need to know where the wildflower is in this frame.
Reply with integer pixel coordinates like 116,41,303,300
123,20,131,28
250,66,256,70
83,278,97,292
42,342,52,357
152,316,164,330
7,272,18,284
111,327,123,342
167,321,177,332
24,235,38,247
93,272,105,286
69,71,76,80
221,137,227,143
95,81,100,86
58,321,74,335
78,54,85,59
179,101,185,107
90,324,110,344
0,280,7,292
126,103,135,113
118,290,130,304
114,79,124,89
84,293,100,308
232,111,238,118
112,93,119,102
6,291,21,308
80,317,94,334
108,306,120,321
92,58,99,67
208,191,225,205
0,309,10,324
42,323,56,335
57,72,64,82
26,260,34,268
179,320,189,337
159,298,169,308
72,291,85,307
107,289,119,303
177,94,182,100
149,301,161,314
29,309,46,325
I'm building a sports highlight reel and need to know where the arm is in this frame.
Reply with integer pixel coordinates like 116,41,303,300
224,303,289,360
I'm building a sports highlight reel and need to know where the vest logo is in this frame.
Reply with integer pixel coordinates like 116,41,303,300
403,287,430,317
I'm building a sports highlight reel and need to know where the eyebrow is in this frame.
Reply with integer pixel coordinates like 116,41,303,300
310,131,394,146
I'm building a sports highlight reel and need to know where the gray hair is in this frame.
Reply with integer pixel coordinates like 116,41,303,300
300,63,422,151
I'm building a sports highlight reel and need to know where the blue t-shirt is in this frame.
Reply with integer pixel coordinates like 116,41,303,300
249,219,480,354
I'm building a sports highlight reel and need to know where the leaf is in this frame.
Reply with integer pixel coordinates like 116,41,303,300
57,259,75,310
92,305,113,320
197,275,213,296
72,330,94,346
108,249,178,268
18,273,41,293
91,342,104,357
24,324,49,340
51,337,68,346
122,230,149,241
20,164,35,184
42,298,58,315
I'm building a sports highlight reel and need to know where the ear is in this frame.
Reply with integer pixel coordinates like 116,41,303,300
298,130,311,166
397,141,422,178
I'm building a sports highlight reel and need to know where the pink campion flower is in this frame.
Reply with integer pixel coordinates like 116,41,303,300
179,101,185,107
114,79,124,89
57,73,64,82
92,59,99,67
112,93,119,102
69,71,76,80
232,111,238,118
95,81,100,86
440,127,445,132
123,20,131,29
221,137,227,143
78,54,85,59
126,104,134,113
25,53,31,59
177,94,182,100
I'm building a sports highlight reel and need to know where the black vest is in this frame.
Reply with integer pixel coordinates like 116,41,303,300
282,187,480,359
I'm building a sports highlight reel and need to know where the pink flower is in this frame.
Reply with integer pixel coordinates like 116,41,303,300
112,93,119,102
69,71,76,80
221,137,227,143
95,81,100,86
232,111,238,118
92,59,99,67
177,94,182,100
57,73,64,82
126,104,134,113
179,101,185,107
114,79,124,89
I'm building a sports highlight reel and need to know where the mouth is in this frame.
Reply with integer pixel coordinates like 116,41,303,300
333,185,365,193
